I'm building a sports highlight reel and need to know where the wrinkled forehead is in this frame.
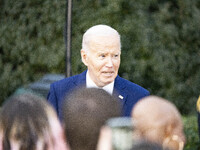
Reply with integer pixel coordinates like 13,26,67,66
87,35,121,50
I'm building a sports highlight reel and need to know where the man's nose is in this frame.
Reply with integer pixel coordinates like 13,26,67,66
106,57,113,67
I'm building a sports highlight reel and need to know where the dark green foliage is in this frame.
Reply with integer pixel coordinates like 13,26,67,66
1,0,199,114
0,0,66,103
183,115,200,149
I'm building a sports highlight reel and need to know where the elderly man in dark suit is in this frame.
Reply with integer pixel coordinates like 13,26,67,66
47,24,150,119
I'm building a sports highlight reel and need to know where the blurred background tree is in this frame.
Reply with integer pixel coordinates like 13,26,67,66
0,0,200,148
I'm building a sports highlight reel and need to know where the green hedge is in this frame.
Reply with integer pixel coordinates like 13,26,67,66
0,0,66,103
0,0,200,115
183,115,200,149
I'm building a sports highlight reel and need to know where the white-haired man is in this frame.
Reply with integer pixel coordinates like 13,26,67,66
47,24,150,119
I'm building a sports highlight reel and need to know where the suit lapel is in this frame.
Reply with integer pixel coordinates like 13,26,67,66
72,72,128,106
113,76,128,107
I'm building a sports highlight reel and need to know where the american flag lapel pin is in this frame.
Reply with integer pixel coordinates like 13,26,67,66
118,95,123,100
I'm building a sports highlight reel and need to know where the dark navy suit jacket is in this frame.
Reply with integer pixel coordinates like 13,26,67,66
47,70,150,119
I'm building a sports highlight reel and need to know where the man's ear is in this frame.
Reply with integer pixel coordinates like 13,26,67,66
81,49,88,66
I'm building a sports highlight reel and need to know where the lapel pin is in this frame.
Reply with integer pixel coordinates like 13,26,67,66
119,95,123,100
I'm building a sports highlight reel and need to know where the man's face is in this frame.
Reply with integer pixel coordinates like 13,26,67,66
81,35,121,87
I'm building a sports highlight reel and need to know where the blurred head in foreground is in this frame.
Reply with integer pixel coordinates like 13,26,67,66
131,140,169,150
0,93,68,150
62,88,121,150
131,96,186,150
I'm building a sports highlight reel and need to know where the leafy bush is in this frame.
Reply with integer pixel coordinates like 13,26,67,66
183,115,200,149
0,0,66,103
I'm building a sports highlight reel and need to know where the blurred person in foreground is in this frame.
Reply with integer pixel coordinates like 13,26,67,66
131,140,170,150
0,93,69,150
62,88,121,150
196,96,200,138
131,96,186,150
47,24,150,119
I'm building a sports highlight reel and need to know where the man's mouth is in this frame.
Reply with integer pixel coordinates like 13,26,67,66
102,71,114,77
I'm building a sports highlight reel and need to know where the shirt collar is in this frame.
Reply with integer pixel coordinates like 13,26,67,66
86,71,114,95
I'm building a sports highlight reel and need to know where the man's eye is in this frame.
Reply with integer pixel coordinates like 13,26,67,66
100,54,105,58
114,54,119,57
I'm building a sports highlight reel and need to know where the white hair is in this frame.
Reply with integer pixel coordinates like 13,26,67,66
82,24,121,52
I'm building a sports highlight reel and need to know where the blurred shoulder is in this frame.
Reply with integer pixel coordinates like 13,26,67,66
197,96,200,112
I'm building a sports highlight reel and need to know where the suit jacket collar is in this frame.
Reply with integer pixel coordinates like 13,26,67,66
73,71,127,105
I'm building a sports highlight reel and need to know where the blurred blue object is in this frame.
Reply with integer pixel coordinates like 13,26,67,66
14,74,65,98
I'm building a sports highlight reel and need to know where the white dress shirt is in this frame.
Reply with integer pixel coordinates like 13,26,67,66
86,71,114,95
